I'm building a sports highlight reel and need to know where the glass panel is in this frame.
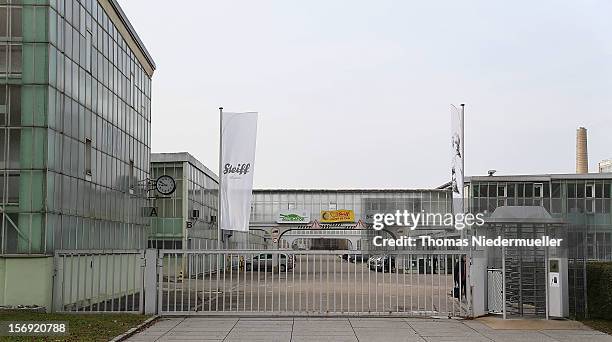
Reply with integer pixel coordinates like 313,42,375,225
9,85,19,126
8,128,19,168
507,184,515,197
577,182,585,198
534,184,542,198
10,7,21,38
567,183,576,198
0,44,7,73
488,183,496,197
552,182,561,198
10,44,21,73
479,184,487,197
7,174,19,203
585,184,593,198
596,183,603,198
0,7,7,37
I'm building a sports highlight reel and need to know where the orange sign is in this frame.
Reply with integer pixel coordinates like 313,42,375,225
320,210,355,223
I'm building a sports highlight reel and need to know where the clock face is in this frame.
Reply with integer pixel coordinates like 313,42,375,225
156,175,176,195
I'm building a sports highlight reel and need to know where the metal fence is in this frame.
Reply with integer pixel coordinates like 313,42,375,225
157,249,470,317
52,250,145,313
487,268,503,314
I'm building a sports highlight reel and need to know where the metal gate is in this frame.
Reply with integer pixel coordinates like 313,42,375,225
157,249,470,317
52,250,145,313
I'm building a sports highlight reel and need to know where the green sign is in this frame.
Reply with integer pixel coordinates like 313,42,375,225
277,211,310,223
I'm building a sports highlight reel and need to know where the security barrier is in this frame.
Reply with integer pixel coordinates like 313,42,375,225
157,249,471,317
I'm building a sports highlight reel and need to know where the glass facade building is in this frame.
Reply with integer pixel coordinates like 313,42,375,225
250,189,453,249
150,153,266,250
467,174,612,261
0,0,155,255
150,153,219,250
251,189,452,224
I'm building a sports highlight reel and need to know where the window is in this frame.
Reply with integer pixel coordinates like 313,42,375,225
472,185,479,197
567,183,576,198
577,182,585,198
534,184,543,198
586,184,595,198
488,183,496,197
86,30,92,72
0,45,7,73
507,184,515,197
497,185,507,197
9,44,21,73
586,199,595,213
329,202,337,210
0,86,5,125
552,182,561,198
128,159,134,194
0,6,22,38
85,138,92,176
288,202,296,210
0,7,6,37
130,73,134,107
596,183,603,198
10,7,21,38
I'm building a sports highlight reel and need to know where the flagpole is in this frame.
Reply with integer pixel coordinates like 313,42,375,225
461,103,473,316
460,103,465,214
218,106,223,249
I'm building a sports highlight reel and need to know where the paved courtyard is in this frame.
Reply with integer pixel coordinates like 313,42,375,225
126,317,612,342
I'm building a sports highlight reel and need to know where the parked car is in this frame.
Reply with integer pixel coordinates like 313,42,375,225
369,255,396,273
349,254,370,263
245,253,293,272
368,255,382,269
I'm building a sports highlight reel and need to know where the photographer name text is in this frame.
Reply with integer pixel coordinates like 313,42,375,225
373,235,563,248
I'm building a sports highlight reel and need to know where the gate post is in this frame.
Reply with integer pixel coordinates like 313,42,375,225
144,249,158,314
470,249,487,317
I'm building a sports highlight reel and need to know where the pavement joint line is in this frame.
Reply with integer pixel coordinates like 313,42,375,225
290,317,295,342
348,318,360,342
461,320,495,342
222,317,241,342
406,320,427,341
154,317,185,342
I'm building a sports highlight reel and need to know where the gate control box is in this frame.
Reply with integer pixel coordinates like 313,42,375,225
548,258,569,318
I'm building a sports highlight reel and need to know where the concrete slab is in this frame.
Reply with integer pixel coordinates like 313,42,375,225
477,316,591,330
550,336,612,342
124,316,612,342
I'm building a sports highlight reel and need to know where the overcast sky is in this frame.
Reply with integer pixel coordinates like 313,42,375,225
118,0,612,189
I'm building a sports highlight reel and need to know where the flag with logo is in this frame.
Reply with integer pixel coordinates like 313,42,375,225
219,112,258,232
450,105,464,215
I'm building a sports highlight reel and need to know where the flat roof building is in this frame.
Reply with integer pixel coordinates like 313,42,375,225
151,152,266,250
0,0,155,310
250,189,453,250
466,173,612,261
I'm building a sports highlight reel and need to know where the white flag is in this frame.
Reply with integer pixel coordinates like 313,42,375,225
219,112,258,232
451,105,464,215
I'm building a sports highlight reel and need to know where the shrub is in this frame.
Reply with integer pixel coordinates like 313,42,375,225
587,262,612,319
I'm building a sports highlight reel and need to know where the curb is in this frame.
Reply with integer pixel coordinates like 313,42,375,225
110,315,159,342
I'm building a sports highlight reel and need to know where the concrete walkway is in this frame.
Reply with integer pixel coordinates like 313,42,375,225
126,317,612,342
